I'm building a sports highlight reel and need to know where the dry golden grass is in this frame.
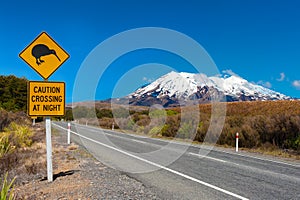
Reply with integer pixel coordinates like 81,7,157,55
68,144,78,151
73,100,300,157
225,100,300,116
248,147,300,160
164,100,300,118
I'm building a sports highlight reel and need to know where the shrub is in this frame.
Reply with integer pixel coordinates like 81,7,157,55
96,108,113,119
136,126,144,133
126,119,135,130
136,115,150,127
112,107,130,118
65,108,74,121
0,110,29,132
160,115,180,138
149,109,166,118
240,124,260,148
0,134,15,158
149,126,163,136
72,106,95,118
293,136,300,150
166,109,179,116
217,123,237,146
131,113,140,123
195,121,209,143
161,125,171,137
0,75,27,112
177,122,195,139
4,122,33,148
0,122,33,158
99,117,114,129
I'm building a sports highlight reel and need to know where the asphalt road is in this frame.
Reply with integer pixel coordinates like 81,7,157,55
53,122,300,200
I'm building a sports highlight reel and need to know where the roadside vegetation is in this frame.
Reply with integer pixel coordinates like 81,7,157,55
0,172,15,200
0,108,47,198
0,75,27,112
0,109,30,199
69,100,300,155
0,75,46,198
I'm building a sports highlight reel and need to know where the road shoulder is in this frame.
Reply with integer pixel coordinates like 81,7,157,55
15,123,159,199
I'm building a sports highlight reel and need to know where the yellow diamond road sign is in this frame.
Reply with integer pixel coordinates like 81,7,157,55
19,32,69,80
28,81,65,116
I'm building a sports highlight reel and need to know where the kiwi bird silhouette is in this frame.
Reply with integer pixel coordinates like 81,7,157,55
31,44,61,65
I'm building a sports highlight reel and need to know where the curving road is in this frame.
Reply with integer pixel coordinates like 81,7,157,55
53,122,300,200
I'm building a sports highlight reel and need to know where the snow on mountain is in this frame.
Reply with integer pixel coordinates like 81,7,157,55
129,71,289,105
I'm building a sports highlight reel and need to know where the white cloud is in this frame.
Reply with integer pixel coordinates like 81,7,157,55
276,72,285,82
292,80,300,89
264,82,272,88
257,80,272,88
222,69,240,77
142,77,154,83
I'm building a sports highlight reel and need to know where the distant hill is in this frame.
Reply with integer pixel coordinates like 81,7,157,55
0,75,27,111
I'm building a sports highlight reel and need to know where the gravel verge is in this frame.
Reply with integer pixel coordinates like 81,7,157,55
15,124,160,199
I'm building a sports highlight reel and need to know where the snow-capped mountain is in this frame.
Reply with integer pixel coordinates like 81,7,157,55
126,71,290,107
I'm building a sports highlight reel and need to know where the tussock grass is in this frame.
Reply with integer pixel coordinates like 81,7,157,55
0,121,47,182
0,134,15,158
0,122,33,159
0,172,15,200
68,144,78,151
4,122,33,148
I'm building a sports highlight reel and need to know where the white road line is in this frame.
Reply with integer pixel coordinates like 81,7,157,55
132,139,147,144
73,124,188,154
189,150,300,183
234,152,300,168
188,152,227,163
77,125,148,145
53,123,249,200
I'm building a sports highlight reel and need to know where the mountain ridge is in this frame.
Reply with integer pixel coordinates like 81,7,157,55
122,71,290,107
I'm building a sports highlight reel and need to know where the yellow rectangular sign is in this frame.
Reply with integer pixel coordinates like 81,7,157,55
28,81,65,116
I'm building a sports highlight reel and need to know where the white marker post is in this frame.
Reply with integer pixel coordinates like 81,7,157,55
236,132,239,152
45,117,53,182
112,122,114,131
32,118,35,126
67,122,71,145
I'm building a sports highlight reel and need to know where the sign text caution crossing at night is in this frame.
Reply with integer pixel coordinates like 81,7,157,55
19,32,70,80
28,81,65,116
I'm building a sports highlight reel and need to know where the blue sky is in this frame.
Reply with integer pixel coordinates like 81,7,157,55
1,0,300,102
